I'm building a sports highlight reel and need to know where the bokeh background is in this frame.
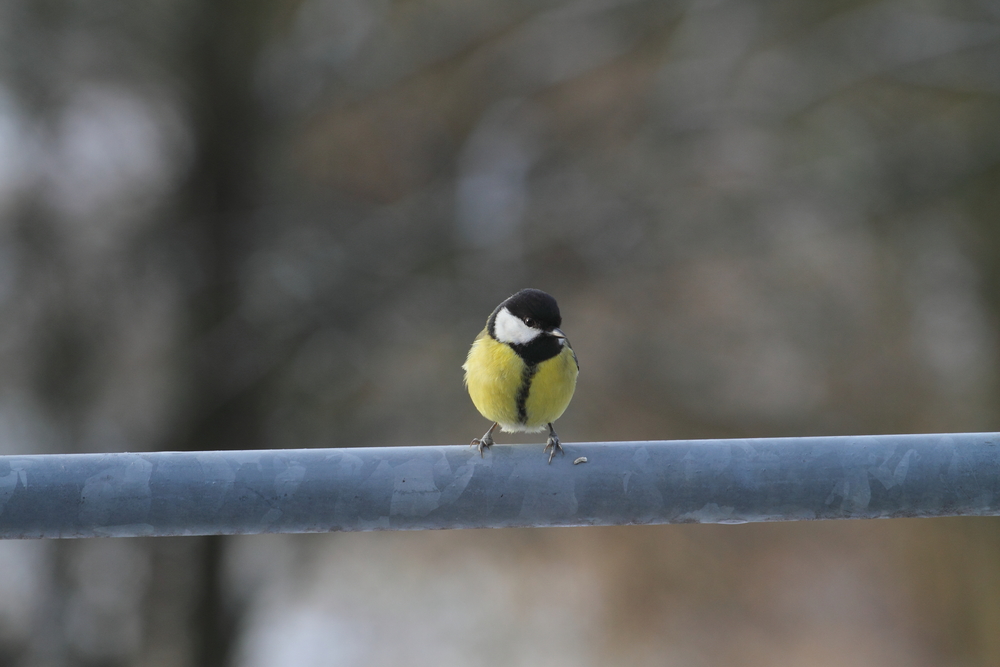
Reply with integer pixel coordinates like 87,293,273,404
1,0,1000,664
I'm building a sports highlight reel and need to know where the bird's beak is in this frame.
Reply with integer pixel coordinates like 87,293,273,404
550,328,566,339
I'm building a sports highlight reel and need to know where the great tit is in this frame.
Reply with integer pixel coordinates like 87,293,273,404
463,289,579,463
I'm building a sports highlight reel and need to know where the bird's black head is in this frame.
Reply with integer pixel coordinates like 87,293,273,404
487,289,567,364
500,288,562,332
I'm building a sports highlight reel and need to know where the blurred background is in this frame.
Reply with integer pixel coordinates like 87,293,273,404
1,0,999,664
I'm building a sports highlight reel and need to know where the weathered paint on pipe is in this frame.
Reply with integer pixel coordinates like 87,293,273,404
0,432,997,538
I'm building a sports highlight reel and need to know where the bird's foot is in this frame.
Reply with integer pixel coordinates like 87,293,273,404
471,424,498,457
471,435,493,457
543,426,564,464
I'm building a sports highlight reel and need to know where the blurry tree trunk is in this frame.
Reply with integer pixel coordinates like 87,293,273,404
158,1,287,666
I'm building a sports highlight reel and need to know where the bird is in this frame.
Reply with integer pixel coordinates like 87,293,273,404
463,289,579,463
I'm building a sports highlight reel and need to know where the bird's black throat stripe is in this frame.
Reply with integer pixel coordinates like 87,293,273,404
515,363,540,425
510,336,562,365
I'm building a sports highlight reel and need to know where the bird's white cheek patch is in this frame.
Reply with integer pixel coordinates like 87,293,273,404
493,307,541,345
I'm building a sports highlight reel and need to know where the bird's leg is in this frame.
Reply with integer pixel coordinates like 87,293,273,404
543,423,564,464
471,422,499,457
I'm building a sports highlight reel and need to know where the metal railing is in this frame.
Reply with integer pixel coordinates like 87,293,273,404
0,432,997,538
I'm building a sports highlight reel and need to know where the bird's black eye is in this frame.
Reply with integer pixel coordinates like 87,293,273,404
524,318,537,328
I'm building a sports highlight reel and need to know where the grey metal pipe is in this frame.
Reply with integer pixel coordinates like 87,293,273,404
0,432,997,538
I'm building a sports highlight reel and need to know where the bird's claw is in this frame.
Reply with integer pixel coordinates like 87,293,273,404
543,435,563,464
471,433,494,457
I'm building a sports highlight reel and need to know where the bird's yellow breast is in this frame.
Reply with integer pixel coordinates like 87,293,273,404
463,330,578,432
